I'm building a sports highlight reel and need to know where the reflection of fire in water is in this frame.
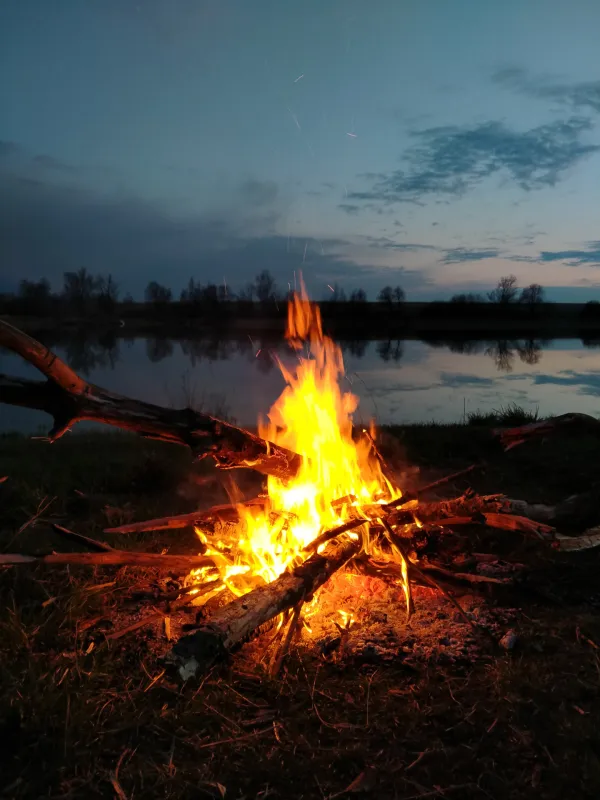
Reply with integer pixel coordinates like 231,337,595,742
190,281,403,618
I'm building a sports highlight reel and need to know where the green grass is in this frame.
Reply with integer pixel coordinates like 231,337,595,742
3,427,600,798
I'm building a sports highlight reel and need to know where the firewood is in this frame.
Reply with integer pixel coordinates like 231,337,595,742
0,551,216,570
166,536,360,680
0,319,303,481
104,498,267,534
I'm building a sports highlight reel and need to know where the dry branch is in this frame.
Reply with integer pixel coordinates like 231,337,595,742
104,498,267,534
0,550,216,570
494,413,600,451
0,319,303,480
167,536,360,680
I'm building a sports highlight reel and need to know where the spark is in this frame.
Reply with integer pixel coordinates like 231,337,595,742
346,132,357,138
255,349,262,358
303,242,308,263
294,74,304,83
287,107,301,131
327,285,334,292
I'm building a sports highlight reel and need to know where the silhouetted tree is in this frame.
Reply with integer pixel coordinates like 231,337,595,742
18,278,53,314
328,283,347,302
97,274,119,313
350,288,367,303
254,270,277,303
519,283,544,311
488,275,518,304
450,292,485,303
146,281,172,306
378,285,405,306
63,268,101,313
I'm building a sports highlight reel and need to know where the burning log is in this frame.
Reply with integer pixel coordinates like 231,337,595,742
166,536,360,680
0,319,303,480
104,498,267,534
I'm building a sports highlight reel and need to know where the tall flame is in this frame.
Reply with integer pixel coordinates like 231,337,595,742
193,281,400,601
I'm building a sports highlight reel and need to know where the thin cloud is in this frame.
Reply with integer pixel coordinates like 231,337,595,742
538,242,600,266
442,247,500,264
32,154,78,174
239,178,278,206
348,117,599,204
494,67,600,115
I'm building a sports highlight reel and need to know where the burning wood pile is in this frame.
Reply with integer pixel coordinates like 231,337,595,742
2,288,600,681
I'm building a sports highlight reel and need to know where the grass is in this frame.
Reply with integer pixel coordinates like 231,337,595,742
2,423,600,798
466,403,540,427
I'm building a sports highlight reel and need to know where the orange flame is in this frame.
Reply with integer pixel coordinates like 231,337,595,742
194,280,401,602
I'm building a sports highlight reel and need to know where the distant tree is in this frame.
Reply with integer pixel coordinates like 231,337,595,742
62,268,101,313
519,283,544,309
488,275,518,304
450,292,485,304
350,288,367,303
145,281,172,306
328,283,347,302
18,278,53,314
123,292,135,305
238,283,254,302
254,270,277,303
378,285,405,305
97,274,119,313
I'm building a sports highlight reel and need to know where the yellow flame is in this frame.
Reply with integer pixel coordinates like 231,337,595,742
193,280,402,601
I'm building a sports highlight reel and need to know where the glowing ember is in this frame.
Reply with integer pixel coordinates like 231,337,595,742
191,281,403,609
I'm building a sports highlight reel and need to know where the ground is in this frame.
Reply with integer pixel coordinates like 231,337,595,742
2,423,600,799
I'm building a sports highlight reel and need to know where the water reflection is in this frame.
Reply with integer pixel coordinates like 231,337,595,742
5,329,600,431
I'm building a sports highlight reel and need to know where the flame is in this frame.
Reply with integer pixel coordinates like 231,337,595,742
194,280,401,604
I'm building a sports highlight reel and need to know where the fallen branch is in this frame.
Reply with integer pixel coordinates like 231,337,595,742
0,319,303,480
166,536,360,680
0,550,216,570
494,412,600,451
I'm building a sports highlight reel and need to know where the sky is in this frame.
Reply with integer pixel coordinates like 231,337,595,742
2,0,600,302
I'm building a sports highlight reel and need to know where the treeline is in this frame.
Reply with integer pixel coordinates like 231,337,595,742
2,269,600,328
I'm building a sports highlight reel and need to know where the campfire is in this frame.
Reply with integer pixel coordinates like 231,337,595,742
2,289,600,681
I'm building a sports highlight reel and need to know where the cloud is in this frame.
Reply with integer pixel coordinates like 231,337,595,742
31,154,78,174
494,67,600,115
338,203,361,215
0,162,431,298
239,178,278,206
512,241,600,266
348,117,599,205
438,372,495,388
532,370,600,396
442,247,500,264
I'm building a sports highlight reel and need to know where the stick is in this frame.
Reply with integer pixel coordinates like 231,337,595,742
270,600,304,677
166,536,360,680
0,320,303,481
378,517,414,620
104,498,267,534
0,551,216,570
50,523,114,552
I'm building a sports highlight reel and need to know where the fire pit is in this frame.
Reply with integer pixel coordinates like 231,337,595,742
2,288,600,682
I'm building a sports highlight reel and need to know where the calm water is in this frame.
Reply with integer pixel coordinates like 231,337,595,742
2,333,600,433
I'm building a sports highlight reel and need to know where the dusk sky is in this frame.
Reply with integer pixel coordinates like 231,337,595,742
2,0,600,301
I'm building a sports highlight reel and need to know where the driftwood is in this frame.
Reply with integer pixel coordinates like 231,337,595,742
494,413,600,451
0,319,303,480
167,536,360,680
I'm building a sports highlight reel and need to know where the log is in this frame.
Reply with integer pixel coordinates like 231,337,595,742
166,536,360,680
104,497,267,534
494,413,600,451
0,550,216,570
0,319,303,481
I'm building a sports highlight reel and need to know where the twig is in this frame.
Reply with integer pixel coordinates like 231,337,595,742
378,517,414,620
270,599,304,677
4,495,55,550
51,523,114,552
